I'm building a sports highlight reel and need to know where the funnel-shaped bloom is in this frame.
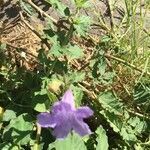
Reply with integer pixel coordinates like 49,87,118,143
37,89,93,139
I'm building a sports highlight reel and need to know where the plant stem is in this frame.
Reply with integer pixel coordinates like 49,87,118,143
33,124,41,150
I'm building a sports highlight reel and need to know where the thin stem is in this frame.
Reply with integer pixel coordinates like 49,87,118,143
136,57,149,83
104,53,150,76
33,124,41,150
5,90,31,108
127,109,150,120
105,0,114,30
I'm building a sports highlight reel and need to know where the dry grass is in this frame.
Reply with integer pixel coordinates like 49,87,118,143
0,18,41,70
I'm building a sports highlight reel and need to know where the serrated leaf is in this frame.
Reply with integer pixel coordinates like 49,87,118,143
50,43,65,57
134,121,146,134
48,132,87,150
96,126,109,150
103,72,115,81
3,110,16,122
120,127,137,141
67,45,84,59
69,72,85,83
127,117,147,135
100,110,137,142
100,110,122,133
74,16,92,36
98,92,123,115
127,117,140,127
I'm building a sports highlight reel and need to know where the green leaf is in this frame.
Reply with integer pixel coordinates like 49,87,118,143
64,7,71,16
74,15,92,36
100,110,122,133
101,36,112,43
3,114,33,145
0,142,19,150
133,83,150,104
98,60,107,76
0,43,6,51
33,78,55,112
127,117,147,135
46,0,67,16
50,43,64,57
71,85,84,107
68,72,85,83
48,132,87,150
47,91,58,102
3,110,16,122
98,92,123,115
34,103,47,112
74,0,90,8
35,89,47,96
103,72,115,81
96,126,109,150
120,127,137,141
67,45,84,59
20,0,34,16
134,143,144,150
100,110,137,142
134,121,146,134
92,58,106,78
33,94,51,112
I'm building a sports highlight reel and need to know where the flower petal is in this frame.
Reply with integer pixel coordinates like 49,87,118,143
61,89,75,110
52,101,72,114
51,102,73,127
52,122,72,139
75,106,93,119
72,118,92,136
37,112,56,128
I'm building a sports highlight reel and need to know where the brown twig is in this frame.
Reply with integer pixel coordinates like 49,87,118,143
5,42,37,59
104,53,150,76
19,12,51,49
105,58,131,96
78,83,97,99
127,109,150,120
105,0,114,29
24,0,57,24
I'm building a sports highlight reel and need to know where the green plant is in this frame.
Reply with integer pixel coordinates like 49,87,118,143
0,0,150,149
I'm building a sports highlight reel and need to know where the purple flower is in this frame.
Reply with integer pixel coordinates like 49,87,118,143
37,89,93,139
